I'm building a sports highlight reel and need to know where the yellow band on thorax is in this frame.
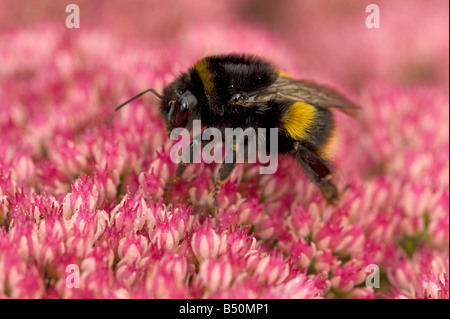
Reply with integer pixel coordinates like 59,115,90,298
277,70,295,79
193,59,214,94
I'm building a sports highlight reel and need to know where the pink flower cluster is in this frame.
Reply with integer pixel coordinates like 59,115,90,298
0,1,448,299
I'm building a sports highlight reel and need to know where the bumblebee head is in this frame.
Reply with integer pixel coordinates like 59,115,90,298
160,88,198,134
115,79,198,135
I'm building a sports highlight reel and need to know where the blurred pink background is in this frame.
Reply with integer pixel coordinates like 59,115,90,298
1,0,448,89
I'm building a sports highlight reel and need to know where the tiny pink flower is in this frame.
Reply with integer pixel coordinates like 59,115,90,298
110,192,147,235
416,273,449,299
92,168,118,204
191,224,222,262
314,249,340,273
159,254,189,283
348,287,377,299
187,168,214,205
115,261,140,289
235,198,265,225
247,252,290,286
256,209,285,240
216,181,240,209
81,247,115,277
62,176,98,219
147,149,176,185
290,203,314,238
387,258,418,292
258,170,292,199
427,194,449,246
144,258,189,298
117,233,149,264
266,273,324,299
0,242,44,298
290,238,317,269
11,154,36,186
197,256,234,294
151,221,181,252
218,227,257,256
330,260,366,292
138,169,164,200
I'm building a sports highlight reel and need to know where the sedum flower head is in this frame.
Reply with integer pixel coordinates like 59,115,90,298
0,1,448,299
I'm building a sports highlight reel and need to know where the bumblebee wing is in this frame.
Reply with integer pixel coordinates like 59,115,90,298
244,76,361,117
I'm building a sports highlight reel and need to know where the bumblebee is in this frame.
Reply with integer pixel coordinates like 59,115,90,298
116,54,360,206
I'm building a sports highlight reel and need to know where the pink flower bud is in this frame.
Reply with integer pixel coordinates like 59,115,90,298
117,234,149,263
291,238,316,268
330,260,365,292
198,256,233,293
191,225,221,262
267,274,324,299
218,227,257,256
248,253,290,286
151,222,181,252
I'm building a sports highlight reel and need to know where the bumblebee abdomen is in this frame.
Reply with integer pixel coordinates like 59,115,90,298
281,101,335,158
281,102,317,141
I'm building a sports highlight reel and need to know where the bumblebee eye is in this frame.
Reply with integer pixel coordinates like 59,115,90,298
174,104,189,127
180,102,188,112
172,92,196,128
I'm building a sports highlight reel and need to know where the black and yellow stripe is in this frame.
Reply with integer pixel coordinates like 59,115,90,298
281,101,317,141
192,58,215,95
316,124,336,160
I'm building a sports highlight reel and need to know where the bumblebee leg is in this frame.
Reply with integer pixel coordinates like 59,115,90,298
165,135,203,191
295,143,339,205
174,161,188,180
213,143,238,207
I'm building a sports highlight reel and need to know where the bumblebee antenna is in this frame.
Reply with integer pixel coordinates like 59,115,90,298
115,88,162,111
